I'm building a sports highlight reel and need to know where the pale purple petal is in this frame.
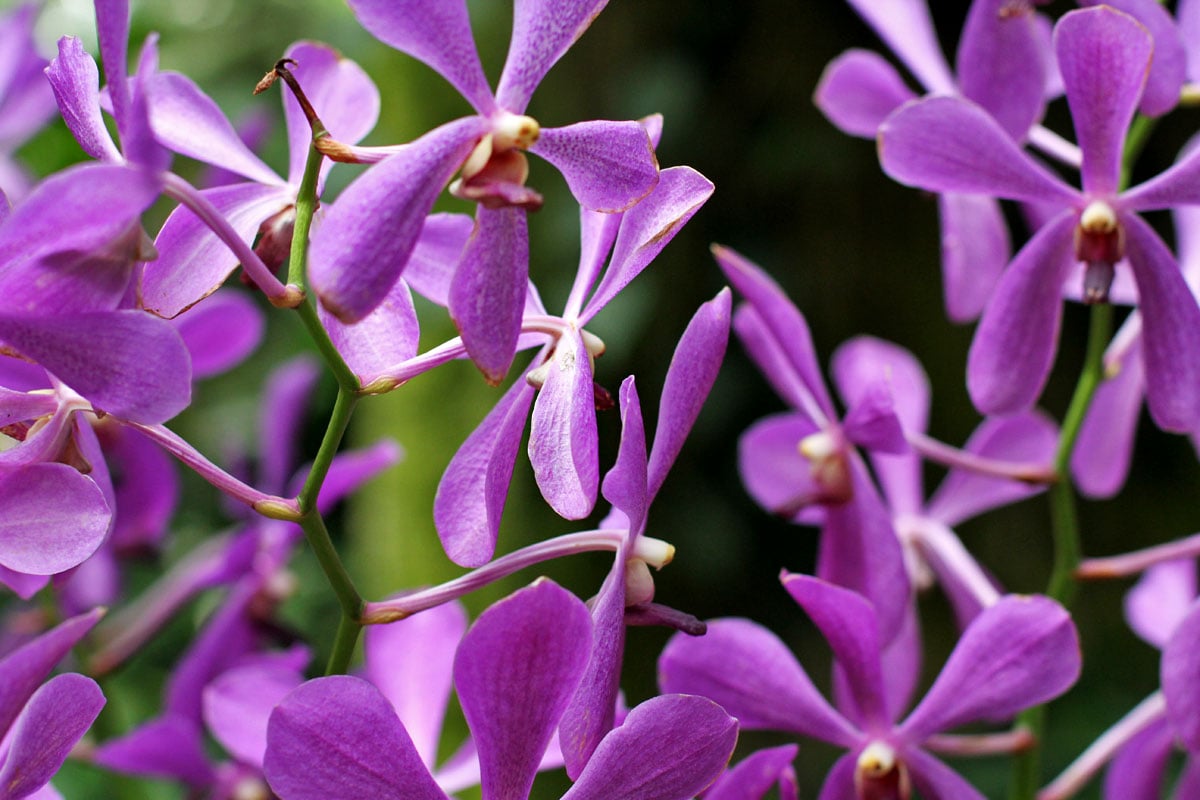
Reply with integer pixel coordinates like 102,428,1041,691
95,0,131,135
45,36,120,162
0,567,47,599
0,310,191,423
320,277,420,387
813,49,916,138
840,383,907,454
647,288,731,498
1163,602,1200,751
658,618,859,746
925,411,1059,526
1124,143,1200,210
603,377,648,535
899,595,1080,741
562,695,737,800
386,213,473,309
346,0,493,114
259,357,321,497
173,290,264,379
1056,6,1152,194
732,305,817,417
878,96,1077,204
1079,0,1186,117
704,744,799,800
434,375,536,566
956,0,1045,140
264,675,449,800
143,182,290,318
122,36,170,173
905,747,987,800
455,579,592,800
310,116,487,322
815,752,858,800
203,662,304,768
496,0,608,111
967,211,1076,416
1184,0,1200,79
529,120,658,213
0,673,104,798
93,714,214,787
449,206,529,383
364,601,468,769
843,0,955,93
1125,560,1196,650
0,609,102,737
146,71,280,184
938,193,1011,323
1102,716,1174,800
0,464,108,575
1071,341,1145,498
738,413,823,520
584,168,715,323
1123,212,1200,432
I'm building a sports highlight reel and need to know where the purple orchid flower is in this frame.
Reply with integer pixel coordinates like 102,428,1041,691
879,6,1200,433
308,0,660,382
0,609,106,800
139,40,379,318
263,578,738,800
660,573,1080,800
0,2,60,202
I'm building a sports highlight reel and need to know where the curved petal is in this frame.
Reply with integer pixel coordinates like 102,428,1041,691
496,0,609,112
956,0,1045,140
264,675,449,800
1071,339,1145,498
738,413,822,520
905,747,987,800
320,277,420,387
561,695,738,800
657,618,859,746
1125,560,1196,650
1162,602,1200,751
1123,213,1200,432
45,36,120,162
938,192,1010,323
398,213,475,309
899,595,1080,741
455,579,592,800
878,96,1077,205
172,289,264,379
814,49,916,138
93,713,214,787
1102,716,1174,800
204,662,306,769
603,377,648,534
529,328,598,519
1056,6,1153,194
106,426,177,552
815,751,858,800
529,120,658,213
704,744,799,800
967,211,1076,416
310,116,487,322
0,464,108,575
1079,0,1186,118
0,673,104,798
843,0,955,93
0,609,103,737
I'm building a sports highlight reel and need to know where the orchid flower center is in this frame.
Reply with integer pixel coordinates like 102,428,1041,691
1074,200,1123,304
855,741,911,800
625,538,675,606
230,776,272,800
451,112,544,209
525,323,607,389
798,429,853,503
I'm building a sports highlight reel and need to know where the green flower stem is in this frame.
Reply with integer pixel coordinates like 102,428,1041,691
286,142,325,292
325,612,361,676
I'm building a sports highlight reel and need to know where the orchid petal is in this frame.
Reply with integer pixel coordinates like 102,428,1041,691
259,357,321,497
905,747,987,800
95,0,131,136
320,276,420,387
815,751,858,800
0,464,108,575
1056,6,1152,194
967,211,1076,416
732,304,818,418
813,49,915,138
530,120,658,213
956,0,1045,140
840,382,907,454
0,673,104,798
843,0,955,93
106,427,177,552
93,714,215,787
455,579,592,800
386,213,473,309
172,290,264,379
346,0,492,114
704,744,799,800
0,609,102,737
122,36,170,173
529,327,598,519
1163,603,1200,751
1071,342,1145,498
45,36,120,162
938,192,1010,323
1079,0,1186,117
602,377,648,535
203,662,305,768
1125,560,1196,650
496,0,609,111
738,413,822,520
1102,716,1174,800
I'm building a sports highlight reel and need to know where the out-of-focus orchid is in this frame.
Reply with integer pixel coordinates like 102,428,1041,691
0,2,60,202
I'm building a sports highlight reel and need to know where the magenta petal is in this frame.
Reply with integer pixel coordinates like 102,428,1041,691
814,49,915,138
904,748,987,800
815,751,857,800
172,290,264,379
364,601,468,769
449,207,529,383
0,464,108,575
310,116,487,322
45,36,120,162
347,0,492,113
899,595,1080,741
0,673,104,798
1123,213,1200,432
704,744,799,800
93,714,215,787
264,675,448,800
967,211,1076,416
956,0,1045,140
938,193,1010,323
1081,0,1186,117
495,0,609,111
562,695,737,800
603,377,648,534
840,383,907,454
259,357,321,497
1056,7,1152,194
320,277,420,387
529,329,598,519
1071,342,1145,498
738,413,822,520
658,618,858,746
1125,560,1196,650
584,167,715,322
530,120,658,213
1163,603,1200,750
455,579,592,800
1103,716,1174,800
878,96,1077,204
843,0,955,93
434,375,535,567
204,662,305,768
0,609,102,736
392,213,474,309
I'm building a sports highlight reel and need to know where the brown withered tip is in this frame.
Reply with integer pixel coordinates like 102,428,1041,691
253,57,299,95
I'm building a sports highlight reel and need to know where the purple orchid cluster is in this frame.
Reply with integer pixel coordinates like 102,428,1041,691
5,0,1200,797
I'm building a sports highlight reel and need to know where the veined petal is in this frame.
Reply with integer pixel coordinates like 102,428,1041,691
1125,560,1196,650
172,290,264,379
1123,213,1200,432
320,277,420,388
346,0,493,114
95,0,131,136
967,211,1076,416
814,49,916,139
899,595,1080,742
45,36,120,162
1071,339,1145,498
1163,603,1200,751
561,695,737,800
658,618,859,746
0,464,109,575
956,0,1045,140
529,120,658,213
1056,6,1153,194
434,375,536,567
106,426,178,552
449,206,530,383
495,0,609,112
938,193,1010,323
310,116,487,322
844,0,955,93
455,579,592,800
878,96,1077,205
1079,0,1186,117
123,35,170,173
399,213,475,309
264,676,449,800
602,377,648,536
0,673,104,798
